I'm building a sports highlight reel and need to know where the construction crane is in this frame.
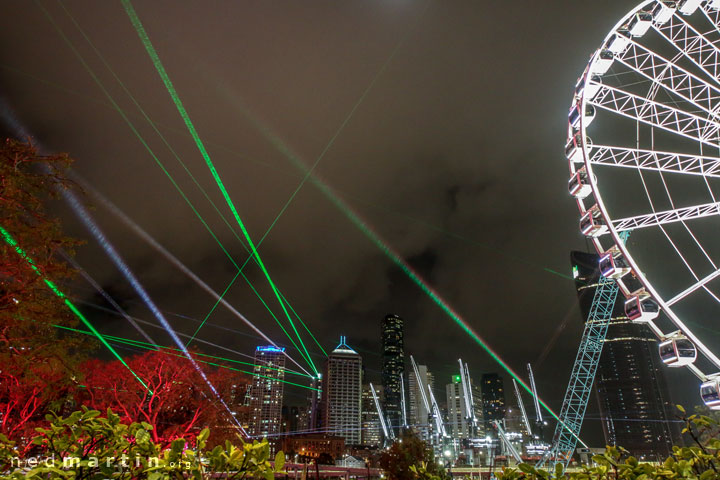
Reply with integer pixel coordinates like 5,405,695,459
493,420,522,463
400,374,408,429
370,383,393,443
512,379,532,437
411,355,442,441
427,383,447,439
458,359,477,430
543,232,629,468
527,363,543,425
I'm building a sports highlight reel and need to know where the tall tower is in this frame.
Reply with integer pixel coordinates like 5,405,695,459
323,336,363,445
446,375,471,441
481,373,505,434
571,251,679,458
361,384,383,447
248,346,286,438
382,314,404,435
408,364,433,439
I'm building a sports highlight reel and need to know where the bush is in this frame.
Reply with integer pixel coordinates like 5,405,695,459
498,406,719,480
0,407,283,479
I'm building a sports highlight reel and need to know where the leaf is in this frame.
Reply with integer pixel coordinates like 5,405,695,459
677,404,686,414
275,451,285,471
518,463,534,474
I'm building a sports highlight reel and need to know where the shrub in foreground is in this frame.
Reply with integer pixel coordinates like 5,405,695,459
0,407,283,479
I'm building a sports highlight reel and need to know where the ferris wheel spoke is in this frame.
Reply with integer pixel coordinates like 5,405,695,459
667,267,720,307
655,13,720,87
590,145,720,177
612,201,720,231
703,5,720,31
590,83,720,146
615,40,720,117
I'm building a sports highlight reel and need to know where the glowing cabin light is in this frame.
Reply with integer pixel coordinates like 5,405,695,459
605,28,631,55
599,250,631,279
659,334,697,367
700,379,720,410
565,132,587,164
624,295,660,323
579,205,608,237
568,103,596,129
592,49,615,76
649,1,675,25
627,12,653,37
678,0,702,15
568,167,592,199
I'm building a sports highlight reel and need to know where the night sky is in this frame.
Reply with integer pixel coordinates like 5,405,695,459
0,1,704,444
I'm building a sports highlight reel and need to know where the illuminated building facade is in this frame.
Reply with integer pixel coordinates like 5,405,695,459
408,364,433,439
571,251,679,459
323,336,363,445
481,373,505,434
248,346,286,438
382,314,404,435
361,384,382,447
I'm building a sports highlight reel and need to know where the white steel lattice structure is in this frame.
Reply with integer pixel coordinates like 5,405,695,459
568,0,720,407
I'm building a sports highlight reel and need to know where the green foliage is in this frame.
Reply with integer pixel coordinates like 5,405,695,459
380,432,444,480
0,407,283,479
498,406,720,480
409,462,445,480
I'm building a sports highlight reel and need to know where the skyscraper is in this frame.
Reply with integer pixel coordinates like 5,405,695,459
361,384,383,447
446,374,482,441
481,373,505,434
446,375,472,440
409,364,434,439
382,314,404,434
323,336,363,445
571,251,679,458
248,346,286,438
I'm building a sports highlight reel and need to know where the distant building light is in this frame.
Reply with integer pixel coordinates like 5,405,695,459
257,346,285,352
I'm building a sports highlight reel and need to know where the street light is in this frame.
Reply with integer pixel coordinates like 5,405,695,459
444,450,452,479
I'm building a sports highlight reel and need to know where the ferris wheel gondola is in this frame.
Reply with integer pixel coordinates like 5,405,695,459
568,0,720,407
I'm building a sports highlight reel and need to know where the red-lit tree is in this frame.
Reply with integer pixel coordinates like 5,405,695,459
79,349,249,445
0,139,87,447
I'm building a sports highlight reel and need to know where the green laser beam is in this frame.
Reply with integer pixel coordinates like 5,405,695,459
62,298,315,378
217,77,584,444
0,59,571,284
58,1,322,369
186,270,240,347
278,290,328,358
53,323,318,391
121,0,318,375
0,224,151,393
44,2,318,372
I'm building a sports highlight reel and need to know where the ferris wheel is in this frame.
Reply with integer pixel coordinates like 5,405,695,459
568,0,720,407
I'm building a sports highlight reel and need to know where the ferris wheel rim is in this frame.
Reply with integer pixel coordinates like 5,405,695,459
573,0,720,378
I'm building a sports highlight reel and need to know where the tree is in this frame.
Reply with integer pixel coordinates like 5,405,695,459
78,349,250,446
379,432,442,480
0,138,87,448
0,138,79,326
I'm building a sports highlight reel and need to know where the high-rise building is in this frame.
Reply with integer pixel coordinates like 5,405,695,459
446,374,482,441
409,364,434,439
382,314,404,434
361,384,383,447
446,375,471,440
481,373,505,434
323,336,363,445
571,251,679,458
248,346,286,438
